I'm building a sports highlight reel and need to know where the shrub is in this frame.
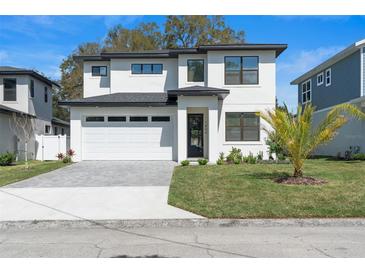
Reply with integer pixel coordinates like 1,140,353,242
198,158,208,165
353,153,365,161
266,132,287,160
62,156,72,163
67,149,75,157
181,160,190,166
216,152,225,165
226,147,242,164
216,159,224,165
243,152,257,164
257,151,264,161
233,158,241,165
56,153,65,160
0,152,16,166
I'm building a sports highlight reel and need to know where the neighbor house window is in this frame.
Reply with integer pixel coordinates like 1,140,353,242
302,79,311,104
108,116,126,122
325,68,331,86
225,56,259,85
151,116,170,122
130,116,148,122
54,126,58,135
45,125,51,134
225,113,260,141
131,64,163,74
86,116,104,122
3,78,17,101
44,87,48,103
317,72,324,86
61,128,65,135
92,66,107,77
30,79,35,98
187,59,204,82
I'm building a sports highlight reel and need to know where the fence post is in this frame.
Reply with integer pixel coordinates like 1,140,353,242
41,135,44,161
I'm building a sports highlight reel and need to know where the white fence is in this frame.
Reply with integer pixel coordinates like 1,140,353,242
35,135,70,161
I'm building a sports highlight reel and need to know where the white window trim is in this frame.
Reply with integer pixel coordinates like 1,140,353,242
317,72,324,86
302,79,312,104
325,68,332,87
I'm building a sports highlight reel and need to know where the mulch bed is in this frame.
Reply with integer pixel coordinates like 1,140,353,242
275,176,327,185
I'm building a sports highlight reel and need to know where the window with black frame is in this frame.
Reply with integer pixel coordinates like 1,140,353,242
3,78,17,101
225,112,260,141
92,66,107,77
187,59,204,82
225,56,259,85
131,64,163,74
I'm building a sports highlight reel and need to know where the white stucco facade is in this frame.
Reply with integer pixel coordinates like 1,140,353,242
69,46,285,162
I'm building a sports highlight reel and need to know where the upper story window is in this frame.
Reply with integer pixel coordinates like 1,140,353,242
317,72,324,86
131,64,163,75
187,59,204,82
225,112,260,142
44,87,48,103
30,79,35,98
325,68,331,87
92,66,107,77
302,79,311,104
225,56,259,85
3,78,17,101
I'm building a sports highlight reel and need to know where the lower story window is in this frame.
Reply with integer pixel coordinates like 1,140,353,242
54,126,58,135
61,128,65,135
151,116,170,122
225,112,260,141
86,116,104,122
130,116,148,122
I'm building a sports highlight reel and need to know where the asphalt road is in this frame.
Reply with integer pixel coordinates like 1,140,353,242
1,224,365,257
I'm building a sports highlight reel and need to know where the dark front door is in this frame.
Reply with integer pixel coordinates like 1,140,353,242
187,114,204,158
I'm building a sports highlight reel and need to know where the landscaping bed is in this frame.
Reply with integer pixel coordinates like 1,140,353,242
168,159,365,218
0,160,70,187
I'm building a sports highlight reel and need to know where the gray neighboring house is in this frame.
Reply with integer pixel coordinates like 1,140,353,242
291,39,365,156
0,66,69,158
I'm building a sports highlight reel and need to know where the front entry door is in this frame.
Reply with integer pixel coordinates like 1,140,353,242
187,114,204,158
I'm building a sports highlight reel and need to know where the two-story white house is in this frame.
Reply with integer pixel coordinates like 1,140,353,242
60,44,287,162
0,66,69,157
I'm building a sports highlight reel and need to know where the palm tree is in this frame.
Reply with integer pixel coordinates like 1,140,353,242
260,103,365,177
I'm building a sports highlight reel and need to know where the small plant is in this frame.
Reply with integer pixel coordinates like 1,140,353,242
67,149,75,157
257,151,264,161
198,158,208,165
226,147,242,164
233,158,241,165
216,152,225,165
181,160,190,166
246,152,257,164
62,156,72,163
56,153,65,160
0,152,16,166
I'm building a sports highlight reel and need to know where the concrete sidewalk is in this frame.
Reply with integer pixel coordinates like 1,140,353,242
0,187,202,221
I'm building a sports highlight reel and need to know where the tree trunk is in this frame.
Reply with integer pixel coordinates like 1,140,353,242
293,168,303,177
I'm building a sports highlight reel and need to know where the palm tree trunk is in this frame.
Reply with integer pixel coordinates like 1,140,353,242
293,168,303,177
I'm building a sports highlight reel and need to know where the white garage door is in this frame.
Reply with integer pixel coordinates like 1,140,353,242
82,115,173,160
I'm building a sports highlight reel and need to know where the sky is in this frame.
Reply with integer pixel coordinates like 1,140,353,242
0,15,364,110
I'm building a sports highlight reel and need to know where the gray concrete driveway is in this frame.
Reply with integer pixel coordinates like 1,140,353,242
0,161,202,221
6,161,177,188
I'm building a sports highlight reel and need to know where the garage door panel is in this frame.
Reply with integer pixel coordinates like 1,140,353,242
82,119,174,160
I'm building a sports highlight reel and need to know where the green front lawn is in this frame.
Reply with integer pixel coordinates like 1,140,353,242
168,159,365,218
0,160,69,187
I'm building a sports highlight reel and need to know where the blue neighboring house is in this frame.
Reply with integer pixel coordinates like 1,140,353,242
291,39,365,157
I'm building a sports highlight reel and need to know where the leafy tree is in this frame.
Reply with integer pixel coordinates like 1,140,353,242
52,83,69,121
260,103,365,177
104,22,163,52
60,42,101,100
164,15,245,48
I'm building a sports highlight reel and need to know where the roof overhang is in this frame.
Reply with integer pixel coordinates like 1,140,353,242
0,70,60,88
167,86,230,100
291,39,365,85
75,43,288,61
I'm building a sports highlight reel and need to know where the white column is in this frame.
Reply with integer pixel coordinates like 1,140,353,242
177,106,187,162
208,107,219,163
70,108,82,162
